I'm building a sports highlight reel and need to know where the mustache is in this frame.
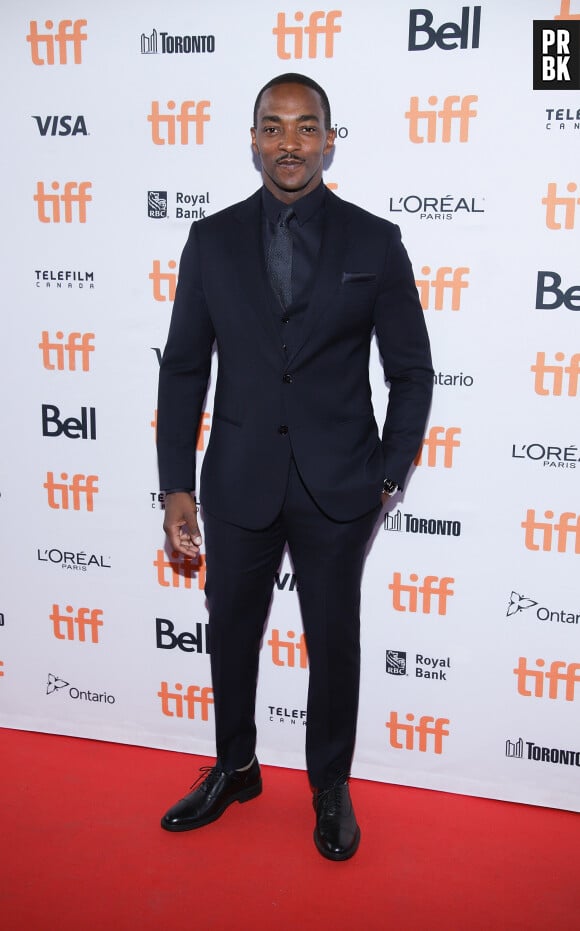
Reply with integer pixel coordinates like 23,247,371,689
276,155,305,164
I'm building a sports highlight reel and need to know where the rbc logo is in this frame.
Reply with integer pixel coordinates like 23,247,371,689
273,10,342,58
26,19,87,65
408,6,481,51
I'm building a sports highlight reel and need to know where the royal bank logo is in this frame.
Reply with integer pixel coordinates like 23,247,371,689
46,672,116,703
383,510,461,537
148,191,167,218
388,193,484,221
147,190,211,220
507,591,579,627
386,650,407,675
506,736,580,767
140,28,215,54
34,269,94,290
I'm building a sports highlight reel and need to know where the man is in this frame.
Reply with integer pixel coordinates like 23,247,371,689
157,73,433,861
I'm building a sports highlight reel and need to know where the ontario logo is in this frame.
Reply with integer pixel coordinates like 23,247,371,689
46,672,116,703
507,591,579,626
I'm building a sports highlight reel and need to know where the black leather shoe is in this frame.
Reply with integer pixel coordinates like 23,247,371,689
161,758,262,832
313,782,360,861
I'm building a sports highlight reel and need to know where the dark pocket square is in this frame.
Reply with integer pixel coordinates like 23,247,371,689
341,272,377,284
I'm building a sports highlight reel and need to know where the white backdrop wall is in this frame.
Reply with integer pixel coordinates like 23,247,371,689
1,0,579,812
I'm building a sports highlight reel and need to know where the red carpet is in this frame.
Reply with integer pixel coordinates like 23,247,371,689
1,727,578,930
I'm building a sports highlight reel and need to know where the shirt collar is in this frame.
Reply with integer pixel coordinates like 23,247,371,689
261,182,326,226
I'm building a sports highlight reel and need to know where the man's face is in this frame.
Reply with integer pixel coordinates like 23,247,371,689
251,83,336,203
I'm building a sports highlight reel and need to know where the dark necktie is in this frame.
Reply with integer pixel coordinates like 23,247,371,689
267,206,294,308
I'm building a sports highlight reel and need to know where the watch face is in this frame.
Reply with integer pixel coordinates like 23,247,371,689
383,479,398,496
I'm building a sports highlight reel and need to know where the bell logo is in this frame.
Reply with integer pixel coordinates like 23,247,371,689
531,352,580,396
273,10,342,59
34,181,92,223
405,95,478,143
154,550,206,589
385,711,450,754
158,682,214,719
389,573,455,615
414,426,461,468
268,629,308,668
416,266,470,310
543,182,580,229
148,101,210,145
521,509,580,554
26,19,87,65
39,332,95,372
50,604,103,643
150,260,177,302
514,657,580,701
44,473,99,511
408,7,481,51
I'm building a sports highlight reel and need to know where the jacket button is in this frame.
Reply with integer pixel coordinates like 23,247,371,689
282,373,293,384
281,315,290,324
278,425,288,435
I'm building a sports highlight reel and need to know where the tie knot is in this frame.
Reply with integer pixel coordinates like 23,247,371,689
278,206,294,228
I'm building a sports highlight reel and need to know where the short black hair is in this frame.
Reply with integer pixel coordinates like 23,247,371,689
253,73,332,130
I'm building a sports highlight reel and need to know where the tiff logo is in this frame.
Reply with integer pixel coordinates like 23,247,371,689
533,20,580,89
44,473,99,511
414,426,461,468
148,101,210,145
531,352,580,396
34,181,92,223
386,711,450,754
150,260,177,301
26,19,87,65
406,95,478,143
521,510,580,554
268,629,308,668
273,10,342,58
39,332,95,372
514,657,580,701
416,266,470,310
543,182,580,228
154,550,206,589
555,1,580,19
389,573,455,615
50,604,103,643
158,682,214,719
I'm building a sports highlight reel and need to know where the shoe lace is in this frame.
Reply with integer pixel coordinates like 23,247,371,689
189,764,223,794
314,777,349,815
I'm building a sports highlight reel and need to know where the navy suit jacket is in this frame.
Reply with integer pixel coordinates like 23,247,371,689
157,187,433,528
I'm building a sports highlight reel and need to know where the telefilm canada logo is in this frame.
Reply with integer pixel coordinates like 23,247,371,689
46,672,116,704
506,736,580,767
267,704,307,725
386,650,451,680
387,193,485,221
533,19,580,90
34,268,94,290
383,509,461,537
507,591,579,627
140,28,215,54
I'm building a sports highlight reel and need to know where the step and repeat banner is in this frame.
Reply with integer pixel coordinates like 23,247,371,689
1,0,579,811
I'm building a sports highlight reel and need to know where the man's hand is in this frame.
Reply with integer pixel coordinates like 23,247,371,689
163,492,202,557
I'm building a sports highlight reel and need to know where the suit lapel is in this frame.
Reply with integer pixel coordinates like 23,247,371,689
229,191,286,358
286,190,348,365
